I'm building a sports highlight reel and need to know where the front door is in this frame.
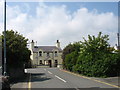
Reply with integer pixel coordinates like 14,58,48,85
48,60,52,67
54,60,58,67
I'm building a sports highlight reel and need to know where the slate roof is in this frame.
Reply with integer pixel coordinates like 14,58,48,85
33,46,62,53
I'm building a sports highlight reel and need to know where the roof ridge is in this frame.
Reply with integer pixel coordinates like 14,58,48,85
35,46,56,47
33,46,62,52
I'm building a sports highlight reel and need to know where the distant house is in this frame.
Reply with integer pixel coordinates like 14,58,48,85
30,40,63,68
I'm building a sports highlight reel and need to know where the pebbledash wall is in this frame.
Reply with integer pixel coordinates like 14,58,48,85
30,40,63,68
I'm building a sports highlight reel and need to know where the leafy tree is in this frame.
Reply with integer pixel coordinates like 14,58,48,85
64,51,79,71
2,30,31,76
74,32,120,77
63,32,120,77
62,42,81,70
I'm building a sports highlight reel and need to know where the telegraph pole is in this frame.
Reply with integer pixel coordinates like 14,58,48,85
118,2,120,89
4,0,7,76
117,33,120,50
2,0,10,89
117,33,119,46
118,1,120,50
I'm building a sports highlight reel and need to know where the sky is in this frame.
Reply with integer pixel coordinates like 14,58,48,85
0,1,118,49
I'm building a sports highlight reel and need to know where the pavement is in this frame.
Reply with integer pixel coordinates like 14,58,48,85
90,76,120,87
10,74,29,89
10,68,120,90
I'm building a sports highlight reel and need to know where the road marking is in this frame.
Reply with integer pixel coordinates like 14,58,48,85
75,87,79,90
0,66,2,69
44,69,46,71
48,71,52,74
55,75,67,83
24,69,27,73
28,73,31,90
61,69,120,88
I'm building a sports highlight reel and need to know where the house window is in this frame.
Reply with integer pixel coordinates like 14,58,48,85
55,51,58,57
47,52,49,57
39,51,42,57
39,60,42,65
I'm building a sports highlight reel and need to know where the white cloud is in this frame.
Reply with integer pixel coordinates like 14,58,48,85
0,0,4,34
0,2,118,48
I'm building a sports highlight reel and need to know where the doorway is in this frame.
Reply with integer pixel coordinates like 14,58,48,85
48,60,52,67
54,60,58,67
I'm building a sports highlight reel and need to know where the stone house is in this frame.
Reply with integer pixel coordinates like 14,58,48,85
30,40,63,68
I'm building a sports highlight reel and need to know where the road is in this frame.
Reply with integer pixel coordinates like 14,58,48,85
23,68,120,90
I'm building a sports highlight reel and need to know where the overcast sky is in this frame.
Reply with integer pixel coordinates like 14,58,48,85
0,1,118,49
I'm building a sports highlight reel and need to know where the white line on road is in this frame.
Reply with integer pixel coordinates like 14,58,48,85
24,69,27,73
44,69,46,71
61,69,120,88
55,75,67,83
75,87,80,90
28,73,31,90
48,71,52,74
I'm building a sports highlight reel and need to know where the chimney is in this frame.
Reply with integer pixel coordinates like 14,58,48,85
56,40,60,48
31,40,34,50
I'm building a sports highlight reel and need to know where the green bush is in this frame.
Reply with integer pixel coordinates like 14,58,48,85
63,32,120,77
62,42,81,70
64,51,79,71
2,30,31,76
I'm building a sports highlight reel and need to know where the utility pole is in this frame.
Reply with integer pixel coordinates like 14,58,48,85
118,2,120,89
117,33,120,50
2,0,10,89
4,0,7,76
118,1,120,50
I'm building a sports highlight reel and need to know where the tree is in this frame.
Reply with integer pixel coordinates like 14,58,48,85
74,32,120,77
63,32,120,77
62,42,81,70
2,30,31,78
64,51,79,71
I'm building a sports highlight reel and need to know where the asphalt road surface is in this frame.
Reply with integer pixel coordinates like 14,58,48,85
24,68,120,90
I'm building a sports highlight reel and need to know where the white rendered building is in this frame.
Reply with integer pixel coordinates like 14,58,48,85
30,40,63,68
